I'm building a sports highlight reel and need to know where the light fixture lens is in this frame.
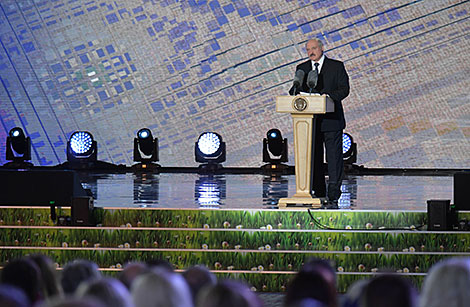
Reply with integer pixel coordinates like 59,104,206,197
342,133,352,155
70,131,93,155
269,131,278,138
197,132,221,155
138,128,151,139
10,129,21,138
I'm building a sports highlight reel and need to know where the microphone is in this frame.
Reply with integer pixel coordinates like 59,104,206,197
306,70,318,93
292,70,305,95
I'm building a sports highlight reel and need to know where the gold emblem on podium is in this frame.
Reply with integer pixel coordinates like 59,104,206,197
292,97,308,112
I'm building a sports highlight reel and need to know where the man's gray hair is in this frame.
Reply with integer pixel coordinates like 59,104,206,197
306,38,324,48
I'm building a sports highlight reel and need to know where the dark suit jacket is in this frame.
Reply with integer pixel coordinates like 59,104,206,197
289,57,350,132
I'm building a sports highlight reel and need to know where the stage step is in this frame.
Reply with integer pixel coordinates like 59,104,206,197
1,207,469,292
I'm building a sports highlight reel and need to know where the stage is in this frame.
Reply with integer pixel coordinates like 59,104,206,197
1,170,468,293
80,172,453,210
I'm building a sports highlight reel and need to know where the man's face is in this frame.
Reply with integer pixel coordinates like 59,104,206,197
306,40,323,62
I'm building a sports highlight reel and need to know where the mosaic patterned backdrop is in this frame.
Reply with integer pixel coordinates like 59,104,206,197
0,0,469,167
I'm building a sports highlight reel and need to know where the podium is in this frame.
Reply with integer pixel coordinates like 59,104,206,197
276,94,334,208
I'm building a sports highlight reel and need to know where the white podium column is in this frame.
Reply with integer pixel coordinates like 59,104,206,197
276,95,334,209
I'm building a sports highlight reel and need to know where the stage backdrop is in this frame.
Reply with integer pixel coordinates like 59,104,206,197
0,0,469,168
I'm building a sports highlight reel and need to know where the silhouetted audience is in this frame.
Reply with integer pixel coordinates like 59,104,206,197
419,258,470,307
285,258,338,307
340,278,369,307
182,265,217,303
196,279,262,307
361,274,417,307
61,259,102,295
285,270,337,307
44,296,106,307
131,269,192,307
5,254,470,307
75,277,133,307
289,298,327,307
300,258,337,287
145,258,174,272
30,254,62,299
118,262,150,290
1,257,43,305
0,284,31,307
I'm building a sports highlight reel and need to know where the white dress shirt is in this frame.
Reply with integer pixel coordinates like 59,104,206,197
311,54,325,73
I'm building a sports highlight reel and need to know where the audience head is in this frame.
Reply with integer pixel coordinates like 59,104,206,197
61,259,101,295
285,270,337,307
145,258,174,272
300,258,336,286
118,262,150,290
131,270,192,307
419,257,470,307
361,274,417,307
1,257,43,304
341,278,369,307
0,284,31,307
196,280,261,307
288,298,327,307
75,277,133,307
182,265,217,302
43,296,106,307
29,254,62,298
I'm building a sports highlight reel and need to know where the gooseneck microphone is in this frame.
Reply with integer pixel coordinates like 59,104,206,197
306,69,318,94
291,70,305,95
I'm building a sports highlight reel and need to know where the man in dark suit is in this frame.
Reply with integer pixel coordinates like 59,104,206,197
289,38,350,207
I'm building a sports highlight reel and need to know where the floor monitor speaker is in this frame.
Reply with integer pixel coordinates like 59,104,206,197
454,172,470,211
427,199,452,230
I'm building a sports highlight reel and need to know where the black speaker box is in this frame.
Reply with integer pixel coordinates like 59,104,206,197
427,199,453,231
71,196,94,226
454,172,470,211
0,170,94,226
0,170,88,206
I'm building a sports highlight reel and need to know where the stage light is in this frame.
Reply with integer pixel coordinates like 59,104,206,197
263,129,288,164
67,131,97,163
195,132,226,167
134,128,159,163
5,127,32,166
342,132,357,164
63,131,121,170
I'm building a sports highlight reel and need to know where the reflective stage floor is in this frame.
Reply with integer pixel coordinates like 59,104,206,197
78,173,453,211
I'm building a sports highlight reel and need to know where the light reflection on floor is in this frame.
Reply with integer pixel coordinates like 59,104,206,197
78,173,453,211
